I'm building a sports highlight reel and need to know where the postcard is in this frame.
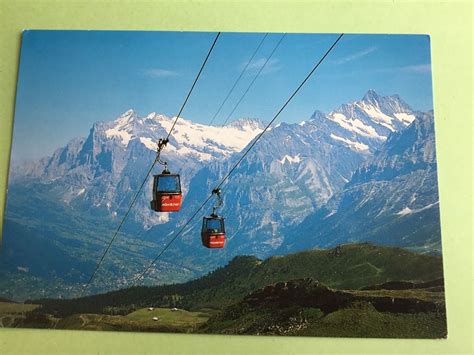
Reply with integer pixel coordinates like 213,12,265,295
0,30,446,338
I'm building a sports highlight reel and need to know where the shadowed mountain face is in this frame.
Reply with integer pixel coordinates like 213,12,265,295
1,91,441,299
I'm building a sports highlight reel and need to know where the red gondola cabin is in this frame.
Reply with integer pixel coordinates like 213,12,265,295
150,171,182,212
201,214,226,248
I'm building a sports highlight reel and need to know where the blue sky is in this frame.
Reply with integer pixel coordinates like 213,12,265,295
12,31,433,161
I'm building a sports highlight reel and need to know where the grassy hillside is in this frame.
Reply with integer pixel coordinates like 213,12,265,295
31,243,444,317
125,308,210,328
202,302,446,338
54,307,210,332
244,243,443,289
200,278,446,338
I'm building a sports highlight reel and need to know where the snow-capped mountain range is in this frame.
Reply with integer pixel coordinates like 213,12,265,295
9,111,266,226
104,110,266,161
2,90,441,297
11,111,266,182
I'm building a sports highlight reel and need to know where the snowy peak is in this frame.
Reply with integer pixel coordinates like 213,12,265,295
362,89,411,111
308,91,417,153
346,90,415,129
333,90,415,134
102,110,264,161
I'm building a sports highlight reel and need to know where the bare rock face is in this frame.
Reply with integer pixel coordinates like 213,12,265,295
361,278,445,291
366,296,439,314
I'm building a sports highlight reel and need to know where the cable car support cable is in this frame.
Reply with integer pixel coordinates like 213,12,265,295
79,32,221,296
221,33,286,127
208,33,268,126
117,32,265,250
131,33,344,285
166,32,221,140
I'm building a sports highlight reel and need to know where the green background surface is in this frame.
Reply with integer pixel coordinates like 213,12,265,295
0,0,472,354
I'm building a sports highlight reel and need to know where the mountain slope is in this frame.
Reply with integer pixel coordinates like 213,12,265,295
281,111,441,253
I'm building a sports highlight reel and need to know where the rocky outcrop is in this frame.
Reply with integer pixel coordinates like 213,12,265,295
361,278,444,291
244,278,352,314
242,278,442,315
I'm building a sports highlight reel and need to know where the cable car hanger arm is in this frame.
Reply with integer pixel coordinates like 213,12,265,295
155,138,170,170
211,188,223,216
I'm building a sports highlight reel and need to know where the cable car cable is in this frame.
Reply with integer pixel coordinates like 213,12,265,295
166,32,221,140
130,193,215,285
208,33,268,126
130,32,267,235
80,143,166,296
110,31,258,257
131,33,344,285
214,33,344,191
79,32,221,296
113,30,264,256
221,33,286,127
